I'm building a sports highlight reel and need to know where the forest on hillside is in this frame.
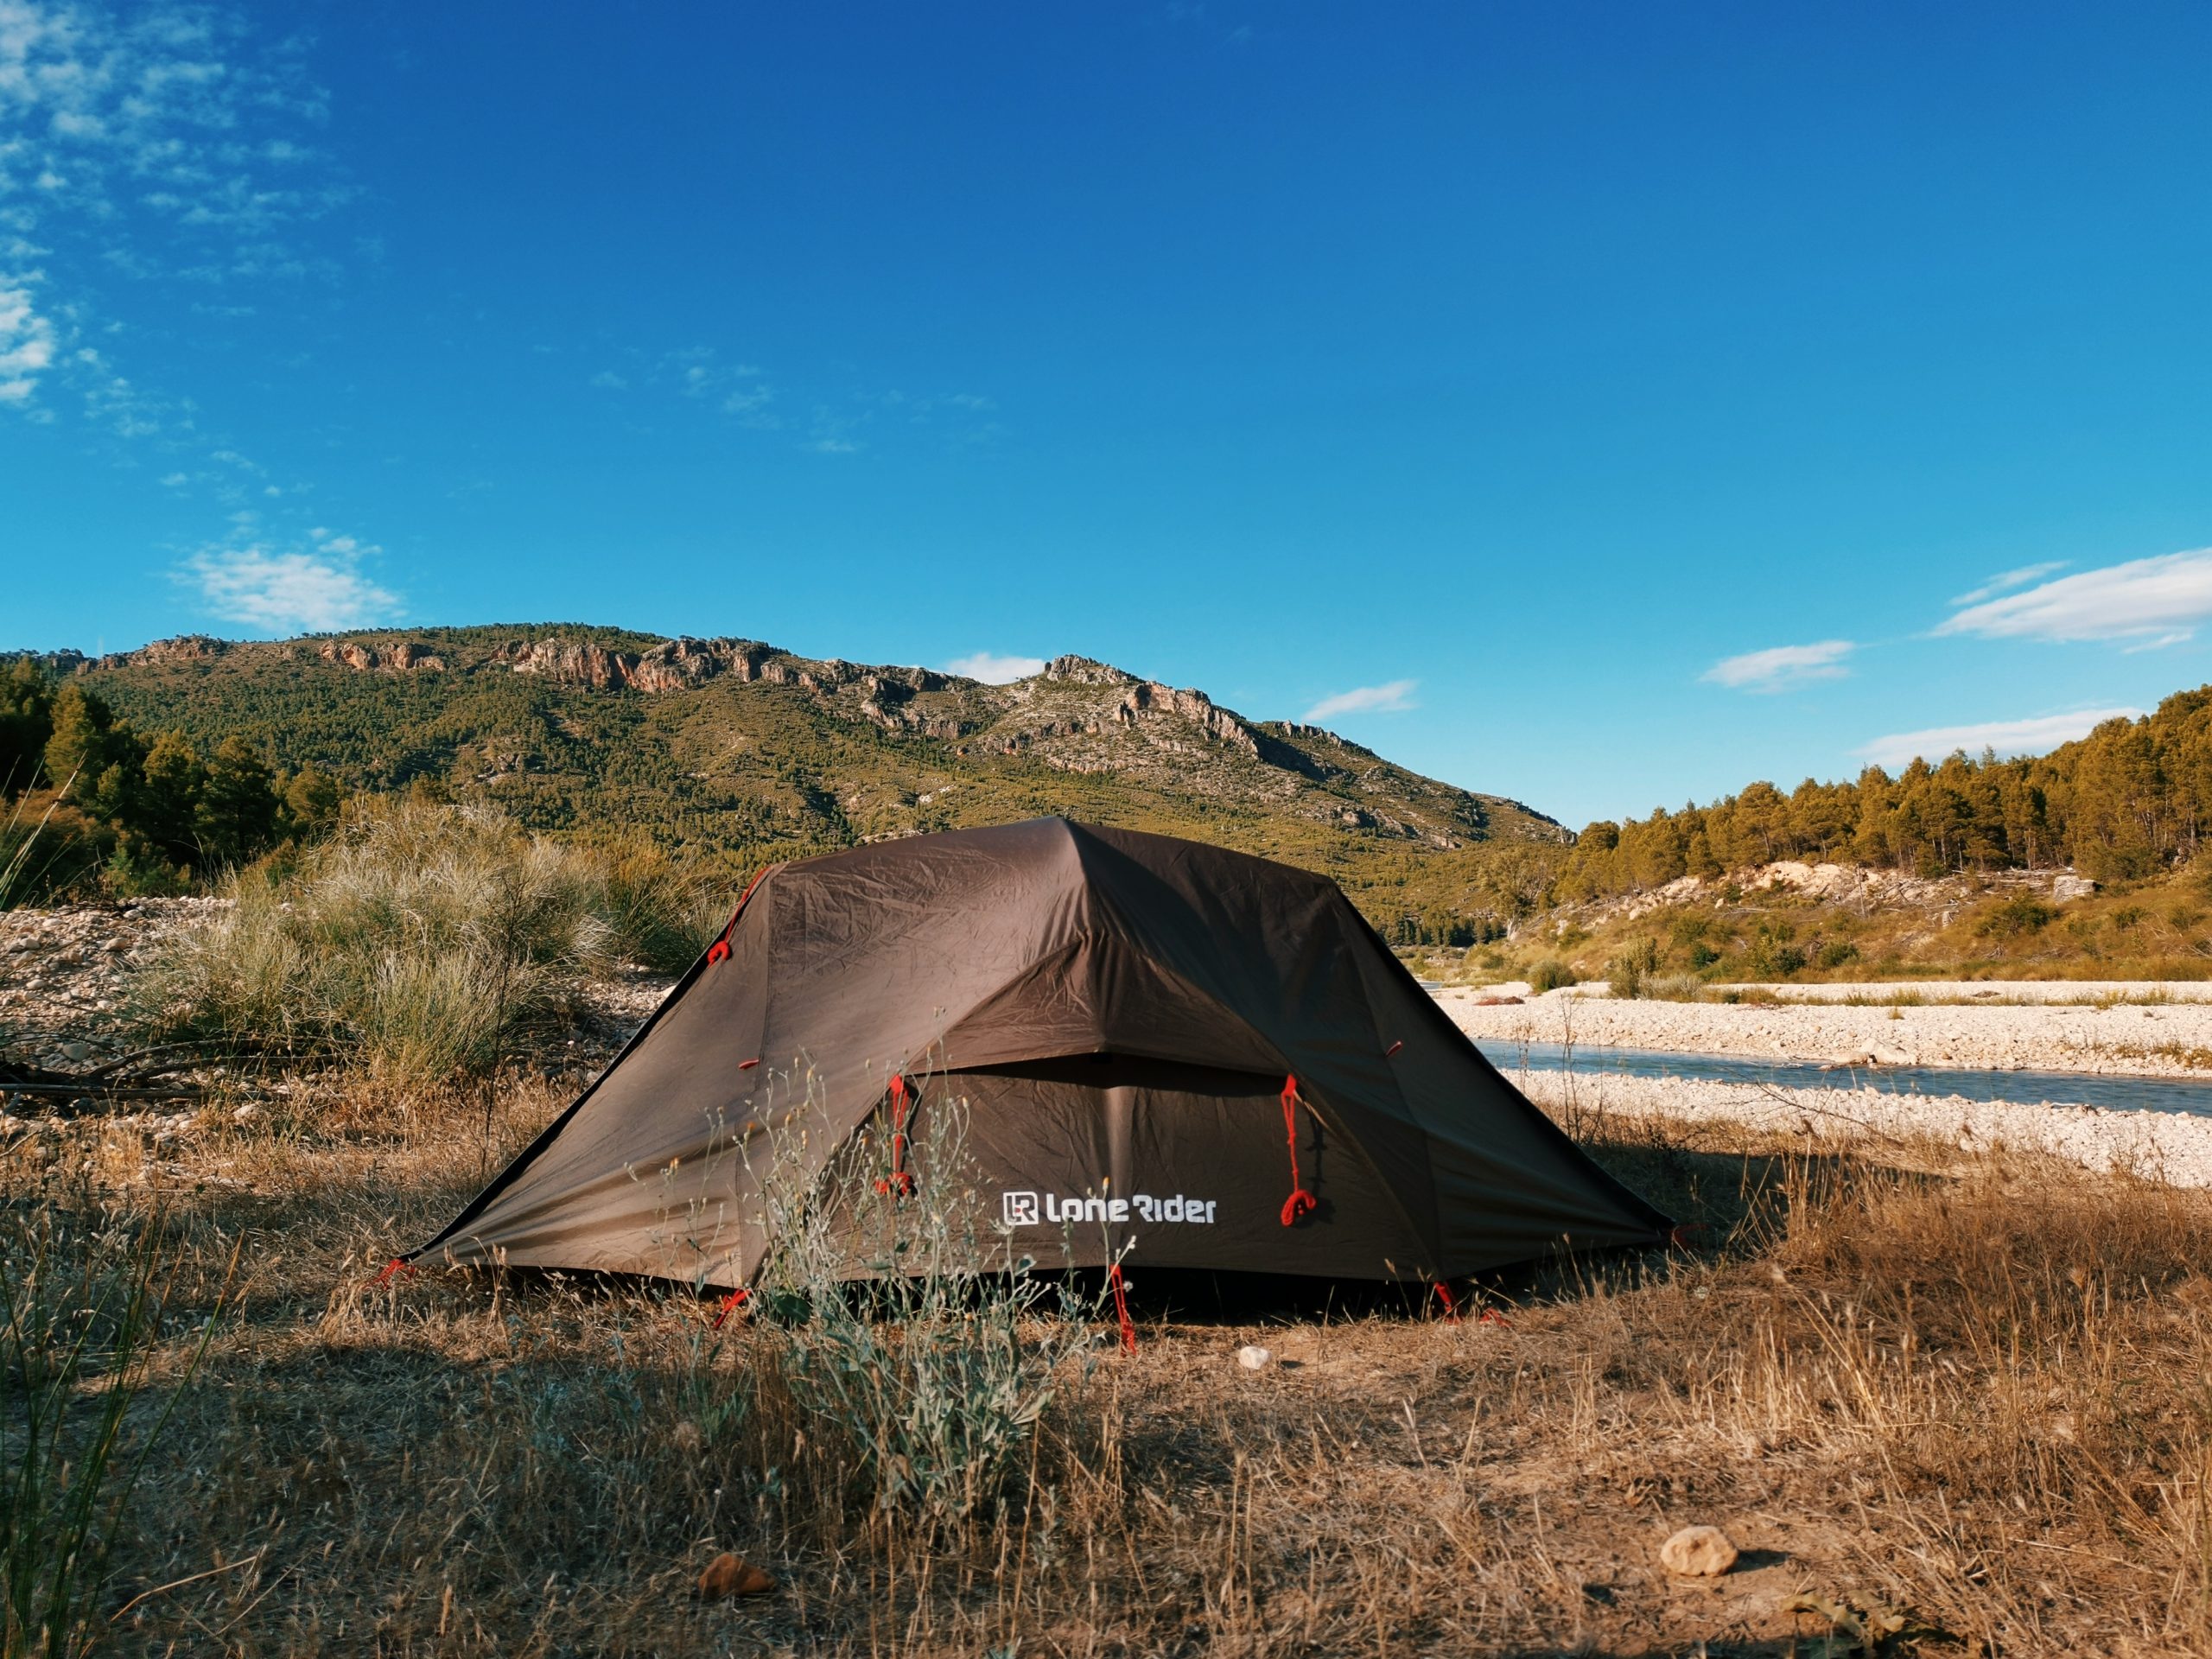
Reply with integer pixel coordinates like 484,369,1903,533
1546,689,2212,904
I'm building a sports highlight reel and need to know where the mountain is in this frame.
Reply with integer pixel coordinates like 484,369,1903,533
28,626,1561,929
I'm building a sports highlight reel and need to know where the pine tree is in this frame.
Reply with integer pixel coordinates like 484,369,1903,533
197,738,280,869
0,659,54,795
139,731,207,865
281,764,346,840
42,683,144,822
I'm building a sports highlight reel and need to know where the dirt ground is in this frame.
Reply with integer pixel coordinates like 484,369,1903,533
0,1086,2200,1658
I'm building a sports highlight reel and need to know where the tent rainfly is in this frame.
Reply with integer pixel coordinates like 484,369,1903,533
410,817,1671,1291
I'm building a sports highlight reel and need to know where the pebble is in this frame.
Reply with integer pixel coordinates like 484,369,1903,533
695,1552,777,1599
1659,1525,1739,1577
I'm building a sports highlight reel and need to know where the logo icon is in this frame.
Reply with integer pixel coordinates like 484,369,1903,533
1001,1191,1040,1226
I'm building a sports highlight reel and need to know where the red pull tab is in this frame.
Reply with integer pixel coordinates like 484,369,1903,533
705,866,773,967
711,1287,749,1329
874,1074,915,1197
1108,1263,1136,1354
1278,1074,1317,1226
1433,1280,1460,1323
372,1256,414,1288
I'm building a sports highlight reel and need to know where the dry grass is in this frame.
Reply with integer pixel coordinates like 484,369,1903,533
7,1077,2212,1657
131,801,725,1091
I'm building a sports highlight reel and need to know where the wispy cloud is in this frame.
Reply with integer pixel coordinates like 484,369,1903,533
0,1,344,415
944,651,1045,684
0,277,57,404
1936,550,2212,648
1854,708,2144,770
1949,562,2067,607
181,524,398,633
1304,679,1418,721
1700,639,1855,692
588,370,627,390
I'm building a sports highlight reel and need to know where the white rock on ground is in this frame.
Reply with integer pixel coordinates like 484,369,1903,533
1658,1525,1739,1577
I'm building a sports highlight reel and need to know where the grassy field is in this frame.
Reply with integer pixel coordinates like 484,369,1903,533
8,1077,2209,1657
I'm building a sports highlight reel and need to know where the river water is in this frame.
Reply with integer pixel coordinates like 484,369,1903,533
1471,1039,2212,1121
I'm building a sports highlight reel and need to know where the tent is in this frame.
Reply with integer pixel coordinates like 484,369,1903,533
410,817,1669,1291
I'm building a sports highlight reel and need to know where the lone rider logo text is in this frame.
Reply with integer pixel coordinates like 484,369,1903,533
1002,1191,1217,1227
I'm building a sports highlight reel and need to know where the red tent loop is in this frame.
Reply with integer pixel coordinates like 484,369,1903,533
1278,1074,1319,1226
873,1073,915,1198
1107,1262,1136,1353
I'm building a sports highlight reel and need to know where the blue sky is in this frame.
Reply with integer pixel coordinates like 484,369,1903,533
4,3,2212,828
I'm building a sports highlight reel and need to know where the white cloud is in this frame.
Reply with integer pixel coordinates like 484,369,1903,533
0,2,340,420
1700,639,1855,693
1303,679,1418,721
1854,707,2145,770
1949,562,2067,607
182,528,399,632
0,274,57,402
944,651,1046,684
1936,550,2212,646
0,3,334,255
588,369,626,389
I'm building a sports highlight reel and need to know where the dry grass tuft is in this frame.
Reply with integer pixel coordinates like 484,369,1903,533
130,801,722,1090
6,1080,2210,1656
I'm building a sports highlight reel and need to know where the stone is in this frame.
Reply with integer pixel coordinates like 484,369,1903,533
696,1551,777,1600
1659,1524,1738,1578
1237,1344,1273,1370
2052,874,2096,902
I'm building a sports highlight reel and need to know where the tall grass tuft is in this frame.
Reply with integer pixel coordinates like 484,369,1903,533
0,787,94,912
1,1201,227,1659
592,834,730,974
674,1069,1107,1530
137,799,656,1088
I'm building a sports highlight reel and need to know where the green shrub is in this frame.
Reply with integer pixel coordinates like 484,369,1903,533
1744,920,1806,979
138,799,620,1087
1607,938,1661,999
1816,939,1860,969
1977,893,2058,938
1528,959,1578,994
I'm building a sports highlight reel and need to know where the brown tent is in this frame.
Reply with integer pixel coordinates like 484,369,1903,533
413,817,1669,1289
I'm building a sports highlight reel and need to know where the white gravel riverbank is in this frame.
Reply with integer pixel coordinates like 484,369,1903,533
1507,1066,2212,1190
1436,983,2212,1077
1718,979,2212,1003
